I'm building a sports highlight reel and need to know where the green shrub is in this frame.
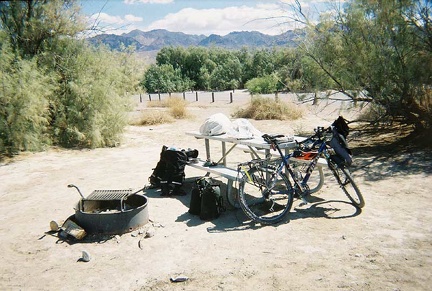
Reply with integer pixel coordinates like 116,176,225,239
0,43,53,155
245,74,279,94
48,40,132,148
0,1,144,155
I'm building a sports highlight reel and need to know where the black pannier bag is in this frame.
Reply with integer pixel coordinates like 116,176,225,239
189,177,225,220
149,146,198,196
330,116,352,166
332,116,350,138
188,178,206,215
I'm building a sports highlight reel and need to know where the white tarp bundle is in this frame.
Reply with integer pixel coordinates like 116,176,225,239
199,113,262,139
199,113,232,136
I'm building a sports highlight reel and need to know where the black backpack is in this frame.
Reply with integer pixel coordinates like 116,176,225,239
149,146,193,196
149,147,199,191
189,177,226,220
148,145,168,189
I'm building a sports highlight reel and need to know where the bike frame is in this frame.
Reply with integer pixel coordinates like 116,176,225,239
272,137,328,193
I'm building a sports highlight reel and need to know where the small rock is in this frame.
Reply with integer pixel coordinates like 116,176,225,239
49,220,64,231
170,275,189,283
81,250,91,262
145,226,155,238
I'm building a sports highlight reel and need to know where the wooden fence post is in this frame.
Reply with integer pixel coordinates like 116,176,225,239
212,92,215,103
230,92,233,103
195,91,198,101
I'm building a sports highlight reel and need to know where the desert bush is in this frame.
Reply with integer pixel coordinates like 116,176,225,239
232,96,302,120
165,97,188,119
47,40,132,148
131,110,174,126
0,1,144,155
0,44,54,154
146,97,189,119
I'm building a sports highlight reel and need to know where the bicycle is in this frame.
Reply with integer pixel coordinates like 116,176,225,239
236,125,365,225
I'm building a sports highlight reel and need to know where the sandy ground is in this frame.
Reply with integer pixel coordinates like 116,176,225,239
1,91,431,291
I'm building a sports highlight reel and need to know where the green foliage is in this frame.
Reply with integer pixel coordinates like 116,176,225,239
302,0,432,129
0,0,143,156
0,42,53,154
250,49,275,78
141,63,193,93
209,54,242,91
140,46,302,93
232,96,303,120
245,74,279,94
47,40,131,148
0,0,85,59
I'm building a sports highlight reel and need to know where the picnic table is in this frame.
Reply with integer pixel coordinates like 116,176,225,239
185,131,326,207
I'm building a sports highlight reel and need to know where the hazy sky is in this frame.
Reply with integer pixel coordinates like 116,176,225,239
80,0,345,36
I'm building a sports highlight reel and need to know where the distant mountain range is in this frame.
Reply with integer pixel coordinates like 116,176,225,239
87,29,305,52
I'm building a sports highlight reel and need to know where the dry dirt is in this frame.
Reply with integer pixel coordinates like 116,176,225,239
1,92,431,291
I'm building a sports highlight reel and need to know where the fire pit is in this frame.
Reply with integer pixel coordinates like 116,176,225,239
69,185,149,235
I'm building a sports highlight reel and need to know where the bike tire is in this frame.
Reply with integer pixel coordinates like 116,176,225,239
330,164,365,208
237,166,294,224
289,160,325,194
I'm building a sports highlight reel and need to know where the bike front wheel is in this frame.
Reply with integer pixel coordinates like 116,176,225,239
238,166,294,224
330,164,365,208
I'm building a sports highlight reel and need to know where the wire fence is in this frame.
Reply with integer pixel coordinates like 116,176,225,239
136,90,293,104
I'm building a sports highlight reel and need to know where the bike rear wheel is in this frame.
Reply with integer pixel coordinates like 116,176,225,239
330,164,365,208
289,160,324,194
238,166,294,224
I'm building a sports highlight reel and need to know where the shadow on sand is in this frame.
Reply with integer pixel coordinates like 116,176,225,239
143,177,362,233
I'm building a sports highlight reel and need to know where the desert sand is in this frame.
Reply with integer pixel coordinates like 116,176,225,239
1,91,431,290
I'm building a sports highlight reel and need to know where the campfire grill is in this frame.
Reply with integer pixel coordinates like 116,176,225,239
86,189,133,200
69,185,149,235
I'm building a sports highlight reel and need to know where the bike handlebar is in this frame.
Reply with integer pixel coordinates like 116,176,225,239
262,134,284,145
262,126,332,150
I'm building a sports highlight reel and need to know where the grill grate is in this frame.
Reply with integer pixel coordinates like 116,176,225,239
86,189,133,201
